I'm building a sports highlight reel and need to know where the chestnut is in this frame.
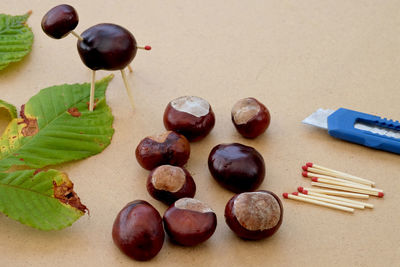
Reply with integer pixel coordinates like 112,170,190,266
112,200,165,261
163,198,217,246
163,96,215,141
225,191,283,240
208,143,265,193
231,97,270,139
135,131,190,170
147,165,196,205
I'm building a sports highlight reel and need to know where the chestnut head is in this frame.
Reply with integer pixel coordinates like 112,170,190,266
208,143,265,193
163,198,217,246
231,97,270,139
77,23,137,70
41,4,79,39
147,165,196,205
225,191,283,240
136,131,190,170
112,200,165,261
163,96,215,141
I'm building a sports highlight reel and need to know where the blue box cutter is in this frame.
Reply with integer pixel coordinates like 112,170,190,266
302,108,400,154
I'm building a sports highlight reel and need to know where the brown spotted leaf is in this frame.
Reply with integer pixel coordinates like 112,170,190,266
0,75,114,171
0,169,86,230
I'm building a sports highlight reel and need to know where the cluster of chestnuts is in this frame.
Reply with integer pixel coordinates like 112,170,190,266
112,95,283,261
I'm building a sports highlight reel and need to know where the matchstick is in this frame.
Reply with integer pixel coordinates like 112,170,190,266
89,70,95,112
282,193,354,213
127,65,133,73
301,187,369,199
299,189,373,209
306,162,375,186
311,181,384,197
311,177,383,193
302,171,372,189
302,165,374,187
70,30,83,41
120,69,134,109
295,192,365,209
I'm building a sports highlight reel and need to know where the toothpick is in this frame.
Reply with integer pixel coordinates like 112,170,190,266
70,30,83,41
127,65,133,73
89,70,95,112
120,69,134,109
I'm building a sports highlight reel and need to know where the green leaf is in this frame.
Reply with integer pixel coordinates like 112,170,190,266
0,169,86,230
0,12,33,70
0,99,17,119
0,75,114,171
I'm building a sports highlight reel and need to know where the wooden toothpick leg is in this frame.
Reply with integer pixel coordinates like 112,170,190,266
89,70,95,112
121,69,134,109
70,30,83,41
127,65,133,73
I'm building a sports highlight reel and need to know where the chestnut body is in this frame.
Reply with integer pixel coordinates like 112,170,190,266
41,4,79,39
225,191,283,240
147,165,196,205
136,131,190,170
77,23,137,70
112,200,165,261
231,98,270,139
163,198,217,246
208,143,265,193
163,96,215,141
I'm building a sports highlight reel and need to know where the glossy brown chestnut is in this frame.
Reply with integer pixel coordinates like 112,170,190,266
147,165,196,205
224,191,283,240
163,96,215,141
41,4,79,39
208,143,265,193
112,200,165,261
231,97,271,139
136,131,190,170
163,198,217,246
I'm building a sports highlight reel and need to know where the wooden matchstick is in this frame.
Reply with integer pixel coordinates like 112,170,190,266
295,192,365,209
282,193,354,213
301,187,369,199
306,162,375,186
70,30,83,41
311,177,383,193
300,189,373,209
311,181,384,197
302,171,372,189
127,65,133,73
120,69,134,110
89,70,95,112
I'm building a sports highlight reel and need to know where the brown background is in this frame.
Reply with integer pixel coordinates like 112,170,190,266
1,1,400,266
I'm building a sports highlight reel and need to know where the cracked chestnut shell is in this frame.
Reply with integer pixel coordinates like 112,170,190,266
225,191,283,240
41,4,79,39
231,97,270,139
208,143,265,193
136,131,190,170
163,198,217,246
77,23,137,70
147,165,196,205
112,200,165,261
163,96,215,141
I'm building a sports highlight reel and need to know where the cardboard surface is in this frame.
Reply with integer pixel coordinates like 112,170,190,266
1,1,400,266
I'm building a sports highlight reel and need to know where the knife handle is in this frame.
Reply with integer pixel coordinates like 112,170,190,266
327,108,400,154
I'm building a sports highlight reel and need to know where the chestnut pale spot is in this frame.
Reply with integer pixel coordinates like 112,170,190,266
174,198,213,213
233,192,280,231
232,98,260,125
171,96,210,118
152,165,186,192
150,131,171,143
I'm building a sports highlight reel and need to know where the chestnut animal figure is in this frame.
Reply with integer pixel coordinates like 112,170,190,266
225,191,283,240
41,4,151,111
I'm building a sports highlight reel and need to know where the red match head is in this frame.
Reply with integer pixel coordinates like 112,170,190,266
302,165,308,171
378,192,384,198
302,171,308,177
302,190,308,195
282,193,289,199
311,177,318,182
292,192,299,196
144,45,152,50
297,186,304,192
306,162,313,167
